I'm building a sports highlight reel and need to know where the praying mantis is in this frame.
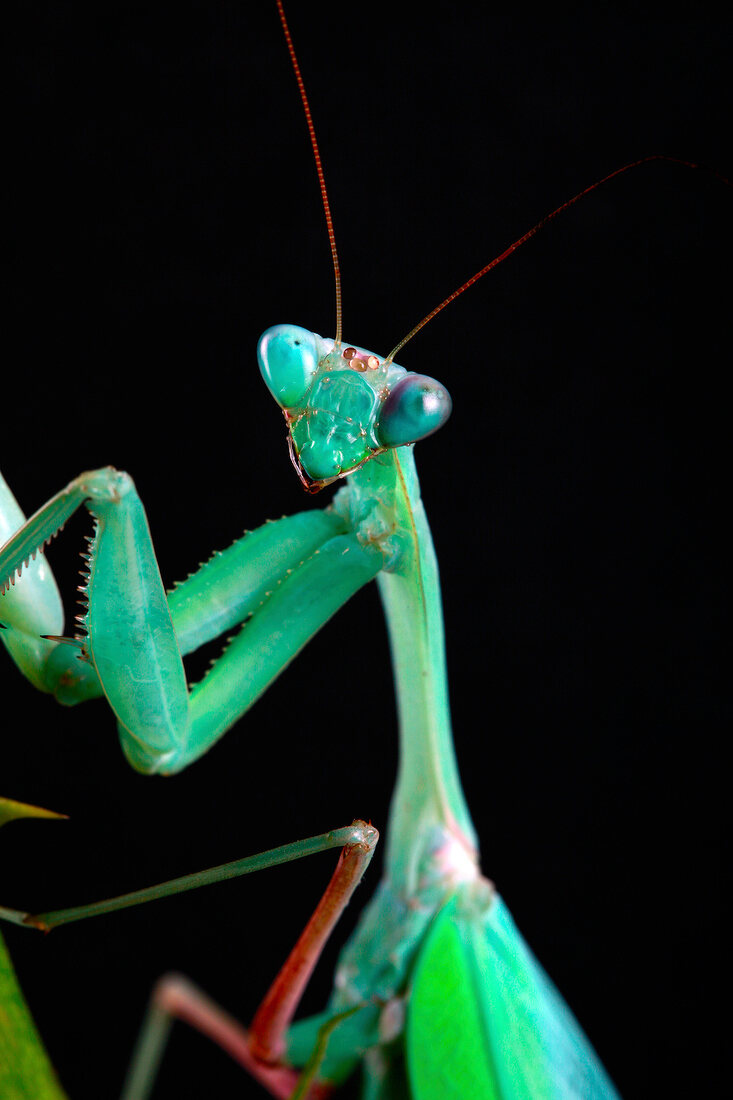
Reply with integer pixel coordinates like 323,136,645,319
2,2,730,1097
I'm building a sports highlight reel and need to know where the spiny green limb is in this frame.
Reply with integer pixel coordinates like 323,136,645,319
158,531,383,775
167,509,347,656
0,467,131,596
0,478,87,597
4,463,381,777
0,467,155,704
81,469,190,766
1,821,377,933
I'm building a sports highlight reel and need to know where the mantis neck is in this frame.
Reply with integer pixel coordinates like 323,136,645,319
339,450,478,900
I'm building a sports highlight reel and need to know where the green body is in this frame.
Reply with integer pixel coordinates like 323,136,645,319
0,328,620,1098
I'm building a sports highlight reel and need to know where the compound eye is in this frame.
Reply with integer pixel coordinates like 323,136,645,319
376,374,452,448
258,325,319,408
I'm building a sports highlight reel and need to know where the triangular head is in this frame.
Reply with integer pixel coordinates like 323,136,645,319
258,324,452,489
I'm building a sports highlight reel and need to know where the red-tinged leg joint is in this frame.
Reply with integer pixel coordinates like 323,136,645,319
151,972,307,1099
249,828,378,1065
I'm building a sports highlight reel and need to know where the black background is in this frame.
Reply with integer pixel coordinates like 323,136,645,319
2,3,730,1098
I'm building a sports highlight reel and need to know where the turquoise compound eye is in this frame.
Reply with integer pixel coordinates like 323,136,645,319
376,374,452,448
258,325,319,408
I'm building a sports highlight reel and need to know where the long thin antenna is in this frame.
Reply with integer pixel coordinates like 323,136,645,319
276,0,343,345
386,155,726,364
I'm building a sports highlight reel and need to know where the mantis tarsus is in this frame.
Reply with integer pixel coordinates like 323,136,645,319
2,4,730,1097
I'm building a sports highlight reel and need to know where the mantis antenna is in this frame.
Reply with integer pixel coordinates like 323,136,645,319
385,154,729,364
276,0,343,346
276,1,729,375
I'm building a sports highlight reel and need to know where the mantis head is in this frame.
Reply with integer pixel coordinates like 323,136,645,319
258,324,452,489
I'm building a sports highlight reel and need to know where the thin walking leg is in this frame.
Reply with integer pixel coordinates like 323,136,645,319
118,823,377,1100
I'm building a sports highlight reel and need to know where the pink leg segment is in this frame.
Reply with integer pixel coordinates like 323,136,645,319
141,823,378,1098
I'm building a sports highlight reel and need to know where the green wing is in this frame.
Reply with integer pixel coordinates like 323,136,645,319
406,892,620,1100
407,894,502,1099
